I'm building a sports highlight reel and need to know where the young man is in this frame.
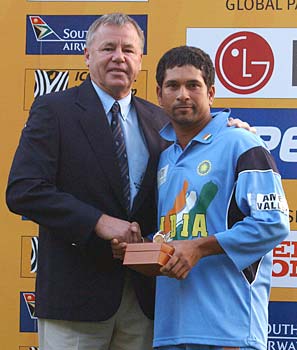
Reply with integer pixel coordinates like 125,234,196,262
152,46,290,350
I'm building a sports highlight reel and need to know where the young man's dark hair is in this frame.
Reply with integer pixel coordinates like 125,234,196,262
156,45,215,89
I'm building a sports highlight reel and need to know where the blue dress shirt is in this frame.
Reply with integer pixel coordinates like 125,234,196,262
91,81,149,209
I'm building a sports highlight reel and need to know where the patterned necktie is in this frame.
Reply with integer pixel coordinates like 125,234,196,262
110,101,130,212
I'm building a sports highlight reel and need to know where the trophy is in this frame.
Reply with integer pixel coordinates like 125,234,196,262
123,231,174,276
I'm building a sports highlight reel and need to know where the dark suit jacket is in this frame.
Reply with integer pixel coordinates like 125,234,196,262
6,76,169,321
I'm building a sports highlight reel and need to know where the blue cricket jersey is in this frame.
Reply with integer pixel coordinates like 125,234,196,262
154,110,290,350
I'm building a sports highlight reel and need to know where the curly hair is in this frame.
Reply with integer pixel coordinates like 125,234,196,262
156,46,215,89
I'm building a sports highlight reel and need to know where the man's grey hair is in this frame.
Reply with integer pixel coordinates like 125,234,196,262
85,13,145,52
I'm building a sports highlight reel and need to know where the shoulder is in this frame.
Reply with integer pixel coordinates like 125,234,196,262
212,109,265,150
32,76,93,107
30,78,94,118
33,85,79,106
219,127,279,173
220,122,267,150
27,84,85,130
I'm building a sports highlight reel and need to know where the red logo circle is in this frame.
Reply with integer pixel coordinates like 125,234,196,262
215,31,274,94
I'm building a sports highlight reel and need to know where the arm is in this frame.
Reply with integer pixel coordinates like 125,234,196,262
6,96,139,245
216,146,290,271
6,97,97,244
228,117,257,134
161,146,289,280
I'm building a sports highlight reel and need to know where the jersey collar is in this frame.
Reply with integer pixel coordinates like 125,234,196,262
160,109,231,145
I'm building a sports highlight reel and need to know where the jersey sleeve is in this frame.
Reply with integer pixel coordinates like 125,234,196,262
215,146,290,271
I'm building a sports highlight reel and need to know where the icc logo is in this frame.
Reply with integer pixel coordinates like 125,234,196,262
215,31,274,94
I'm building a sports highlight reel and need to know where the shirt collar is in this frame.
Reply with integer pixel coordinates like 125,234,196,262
160,109,232,144
91,80,132,120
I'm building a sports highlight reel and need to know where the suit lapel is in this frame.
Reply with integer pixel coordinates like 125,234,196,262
75,77,125,208
75,79,166,215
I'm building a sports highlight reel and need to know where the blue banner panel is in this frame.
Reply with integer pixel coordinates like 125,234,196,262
268,301,297,350
213,108,297,179
26,15,148,55
20,292,38,333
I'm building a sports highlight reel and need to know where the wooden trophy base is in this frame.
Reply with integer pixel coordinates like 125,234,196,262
123,242,175,276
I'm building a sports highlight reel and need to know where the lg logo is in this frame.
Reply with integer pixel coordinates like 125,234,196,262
215,31,274,94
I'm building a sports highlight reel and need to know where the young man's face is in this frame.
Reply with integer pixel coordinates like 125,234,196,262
157,65,215,129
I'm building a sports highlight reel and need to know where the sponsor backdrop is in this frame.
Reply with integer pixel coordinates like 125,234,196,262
1,0,296,348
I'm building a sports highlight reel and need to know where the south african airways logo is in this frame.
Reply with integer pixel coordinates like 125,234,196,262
30,16,62,41
26,15,148,55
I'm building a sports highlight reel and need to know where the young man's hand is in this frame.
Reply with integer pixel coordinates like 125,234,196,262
160,236,224,280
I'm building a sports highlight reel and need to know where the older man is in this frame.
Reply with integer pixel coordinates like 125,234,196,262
6,13,168,350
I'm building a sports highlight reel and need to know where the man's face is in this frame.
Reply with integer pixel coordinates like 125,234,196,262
157,65,215,130
84,23,142,99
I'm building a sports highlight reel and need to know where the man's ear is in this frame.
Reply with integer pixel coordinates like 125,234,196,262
156,85,163,107
136,53,142,74
84,47,90,67
208,85,215,106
